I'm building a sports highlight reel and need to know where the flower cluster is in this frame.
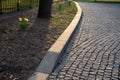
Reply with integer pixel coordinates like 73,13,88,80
19,17,29,22
18,17,29,30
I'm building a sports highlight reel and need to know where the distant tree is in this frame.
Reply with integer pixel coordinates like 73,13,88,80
38,0,53,18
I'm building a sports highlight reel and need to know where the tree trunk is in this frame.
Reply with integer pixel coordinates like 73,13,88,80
38,0,53,18
0,0,2,14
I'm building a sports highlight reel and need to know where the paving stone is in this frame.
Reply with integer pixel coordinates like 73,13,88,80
47,2,120,80
88,75,96,80
96,75,103,80
72,76,79,80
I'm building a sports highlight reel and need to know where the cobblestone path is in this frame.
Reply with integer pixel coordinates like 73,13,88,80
47,2,120,80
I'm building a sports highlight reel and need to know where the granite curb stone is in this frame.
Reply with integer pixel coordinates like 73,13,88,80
28,1,82,80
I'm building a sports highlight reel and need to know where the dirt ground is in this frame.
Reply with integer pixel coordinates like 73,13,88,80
0,8,53,80
0,2,77,80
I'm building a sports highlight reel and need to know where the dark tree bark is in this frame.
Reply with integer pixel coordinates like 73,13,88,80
17,0,20,11
0,0,2,14
38,0,53,18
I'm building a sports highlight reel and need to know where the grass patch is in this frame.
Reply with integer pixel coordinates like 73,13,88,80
75,0,120,3
46,1,77,41
95,1,120,3
74,0,95,2
0,0,39,13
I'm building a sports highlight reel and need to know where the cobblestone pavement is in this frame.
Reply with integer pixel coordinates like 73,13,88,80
47,2,120,80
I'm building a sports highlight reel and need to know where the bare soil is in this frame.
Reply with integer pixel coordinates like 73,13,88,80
0,2,77,80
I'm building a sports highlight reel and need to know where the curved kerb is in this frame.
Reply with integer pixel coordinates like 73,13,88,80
28,1,82,80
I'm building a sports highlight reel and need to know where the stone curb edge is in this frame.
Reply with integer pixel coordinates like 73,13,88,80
28,2,82,80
